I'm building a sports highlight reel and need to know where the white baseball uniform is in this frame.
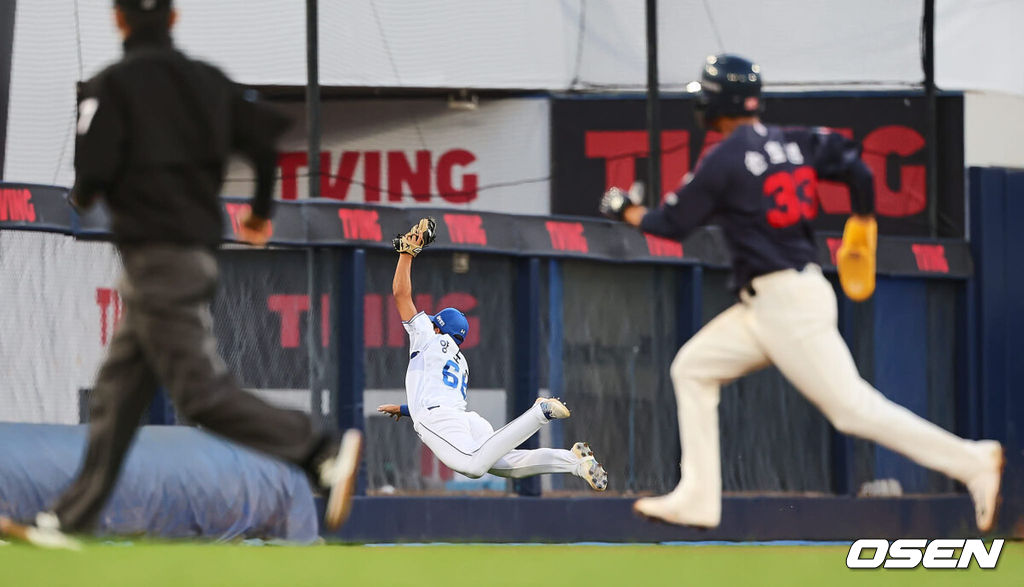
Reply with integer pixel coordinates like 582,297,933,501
402,311,580,479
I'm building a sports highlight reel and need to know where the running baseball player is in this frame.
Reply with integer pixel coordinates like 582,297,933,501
376,219,608,491
600,54,1003,531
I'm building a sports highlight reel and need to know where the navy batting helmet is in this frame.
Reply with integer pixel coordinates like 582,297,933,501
690,54,763,129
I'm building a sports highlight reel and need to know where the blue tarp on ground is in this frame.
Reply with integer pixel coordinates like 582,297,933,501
0,423,317,543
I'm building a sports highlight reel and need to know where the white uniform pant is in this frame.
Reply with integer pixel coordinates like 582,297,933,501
413,404,579,479
671,264,989,520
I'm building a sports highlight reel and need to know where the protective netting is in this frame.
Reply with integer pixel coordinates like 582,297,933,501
212,248,337,432
0,230,965,497
556,260,680,494
362,250,515,494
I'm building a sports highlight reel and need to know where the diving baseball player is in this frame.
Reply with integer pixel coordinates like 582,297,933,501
600,54,1003,531
376,219,608,490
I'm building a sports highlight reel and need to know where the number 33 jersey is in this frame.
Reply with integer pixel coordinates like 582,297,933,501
402,311,470,417
640,123,875,292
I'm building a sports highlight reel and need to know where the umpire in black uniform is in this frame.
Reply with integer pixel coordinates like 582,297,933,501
1,0,362,545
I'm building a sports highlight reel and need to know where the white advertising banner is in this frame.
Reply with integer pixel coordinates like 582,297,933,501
224,98,551,214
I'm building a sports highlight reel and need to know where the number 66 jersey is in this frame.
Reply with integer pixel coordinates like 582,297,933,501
402,311,469,418
640,123,876,293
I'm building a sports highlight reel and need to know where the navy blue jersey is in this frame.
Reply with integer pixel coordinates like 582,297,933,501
640,123,874,291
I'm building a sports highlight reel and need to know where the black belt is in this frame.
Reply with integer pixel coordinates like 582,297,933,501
742,263,812,299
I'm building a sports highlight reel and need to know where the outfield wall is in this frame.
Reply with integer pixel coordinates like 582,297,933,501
0,170,1020,540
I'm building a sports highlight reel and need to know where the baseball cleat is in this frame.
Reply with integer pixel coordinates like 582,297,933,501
966,440,1004,533
320,428,364,531
0,513,81,550
535,397,570,420
632,493,720,529
572,442,608,491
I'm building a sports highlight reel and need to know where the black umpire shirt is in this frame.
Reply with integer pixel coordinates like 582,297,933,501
72,30,290,246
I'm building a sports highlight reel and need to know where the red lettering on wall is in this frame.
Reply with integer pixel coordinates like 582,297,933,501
363,151,382,202
96,288,122,345
545,221,588,253
322,151,359,200
826,237,843,266
644,234,683,258
0,188,36,222
278,152,307,201
862,126,926,217
277,149,478,204
436,149,478,204
421,446,453,481
364,291,480,350
388,150,432,203
268,294,310,348
911,244,949,273
444,214,487,246
337,209,383,241
388,294,409,348
584,131,690,197
364,294,384,348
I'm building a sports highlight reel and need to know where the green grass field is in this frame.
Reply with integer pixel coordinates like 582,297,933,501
1,541,1020,587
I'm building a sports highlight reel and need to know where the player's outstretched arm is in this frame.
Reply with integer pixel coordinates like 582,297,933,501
393,253,418,322
392,217,437,321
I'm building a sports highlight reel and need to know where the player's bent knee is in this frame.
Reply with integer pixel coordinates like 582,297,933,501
669,349,698,383
457,457,493,479
450,463,486,479
669,349,718,395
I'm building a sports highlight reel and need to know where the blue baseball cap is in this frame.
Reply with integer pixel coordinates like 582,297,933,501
431,308,469,344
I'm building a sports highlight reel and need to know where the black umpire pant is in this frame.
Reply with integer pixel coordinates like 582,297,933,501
54,244,331,532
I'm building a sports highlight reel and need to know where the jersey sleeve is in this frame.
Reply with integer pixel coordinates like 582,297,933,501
71,76,126,210
402,311,436,351
639,149,725,240
803,128,876,215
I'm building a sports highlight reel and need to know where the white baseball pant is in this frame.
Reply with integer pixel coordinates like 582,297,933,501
412,404,579,479
670,264,991,525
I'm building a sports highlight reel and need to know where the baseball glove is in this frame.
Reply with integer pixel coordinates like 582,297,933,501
393,217,437,257
836,215,877,302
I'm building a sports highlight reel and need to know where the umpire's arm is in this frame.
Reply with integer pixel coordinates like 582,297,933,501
230,86,291,220
71,79,126,210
